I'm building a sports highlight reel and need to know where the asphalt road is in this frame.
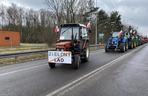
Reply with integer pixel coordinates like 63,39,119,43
58,44,148,96
0,45,145,96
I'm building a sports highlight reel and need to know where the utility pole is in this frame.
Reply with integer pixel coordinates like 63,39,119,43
95,13,98,45
1,4,4,31
95,0,98,46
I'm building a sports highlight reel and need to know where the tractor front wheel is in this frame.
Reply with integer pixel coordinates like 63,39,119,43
48,63,55,69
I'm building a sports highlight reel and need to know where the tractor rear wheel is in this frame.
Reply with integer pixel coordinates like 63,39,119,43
131,42,134,49
105,45,109,52
125,42,128,51
83,47,90,62
72,55,80,69
120,43,126,52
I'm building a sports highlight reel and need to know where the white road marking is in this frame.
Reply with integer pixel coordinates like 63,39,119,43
0,64,46,77
46,44,146,96
0,49,101,77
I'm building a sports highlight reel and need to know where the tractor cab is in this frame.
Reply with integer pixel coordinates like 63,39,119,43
59,24,89,40
112,32,119,38
56,24,89,51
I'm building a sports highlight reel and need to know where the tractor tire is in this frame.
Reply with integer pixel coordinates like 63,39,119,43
128,41,132,49
128,44,131,49
72,55,80,69
120,43,126,52
48,63,55,69
133,42,136,48
83,47,90,62
131,42,134,49
105,46,109,52
125,42,128,51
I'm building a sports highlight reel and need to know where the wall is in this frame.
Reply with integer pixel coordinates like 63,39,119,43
0,31,20,46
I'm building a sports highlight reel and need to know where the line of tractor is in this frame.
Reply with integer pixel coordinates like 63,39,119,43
48,23,148,69
105,26,148,52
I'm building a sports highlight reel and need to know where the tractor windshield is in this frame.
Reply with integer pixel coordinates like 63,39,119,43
60,27,79,40
112,32,119,38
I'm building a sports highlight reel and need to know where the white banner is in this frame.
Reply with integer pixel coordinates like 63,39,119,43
48,51,72,64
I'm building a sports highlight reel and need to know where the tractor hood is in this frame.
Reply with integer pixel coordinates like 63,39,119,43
112,37,119,43
56,41,72,49
108,37,119,44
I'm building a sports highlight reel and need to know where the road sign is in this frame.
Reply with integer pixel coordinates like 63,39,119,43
99,33,104,38
48,51,72,64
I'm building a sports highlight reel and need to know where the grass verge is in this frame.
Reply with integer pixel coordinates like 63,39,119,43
0,54,47,66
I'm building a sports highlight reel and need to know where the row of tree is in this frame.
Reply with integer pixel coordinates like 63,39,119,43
0,0,131,46
0,3,57,45
96,10,122,42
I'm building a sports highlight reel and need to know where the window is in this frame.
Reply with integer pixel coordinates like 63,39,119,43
60,27,79,40
81,27,88,38
112,32,119,38
5,37,10,40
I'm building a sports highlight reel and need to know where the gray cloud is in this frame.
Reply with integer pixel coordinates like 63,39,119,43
18,0,47,9
1,0,47,9
97,0,148,35
1,0,148,35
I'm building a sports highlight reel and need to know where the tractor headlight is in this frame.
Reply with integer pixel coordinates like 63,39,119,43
56,48,64,51
113,41,117,45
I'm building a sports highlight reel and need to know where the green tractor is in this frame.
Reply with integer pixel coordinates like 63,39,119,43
127,26,138,49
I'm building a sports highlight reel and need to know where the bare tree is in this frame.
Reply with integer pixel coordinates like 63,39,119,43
6,3,20,31
0,4,5,30
45,0,64,24
45,0,93,24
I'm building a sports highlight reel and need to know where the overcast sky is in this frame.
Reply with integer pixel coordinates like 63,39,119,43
0,0,148,36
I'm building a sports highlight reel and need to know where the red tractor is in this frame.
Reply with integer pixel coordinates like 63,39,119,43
48,23,91,69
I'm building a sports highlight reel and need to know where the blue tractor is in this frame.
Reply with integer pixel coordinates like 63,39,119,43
105,31,128,52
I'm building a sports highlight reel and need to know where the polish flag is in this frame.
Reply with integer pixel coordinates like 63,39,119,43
54,26,59,33
119,30,123,37
86,22,91,29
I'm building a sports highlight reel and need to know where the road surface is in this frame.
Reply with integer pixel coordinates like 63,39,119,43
0,44,147,96
57,44,148,96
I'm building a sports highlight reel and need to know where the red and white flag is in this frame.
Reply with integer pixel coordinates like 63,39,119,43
119,30,123,37
54,26,59,33
86,22,91,29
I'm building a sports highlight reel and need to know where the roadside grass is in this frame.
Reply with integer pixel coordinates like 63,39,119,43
0,43,49,66
0,54,47,66
0,43,49,54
